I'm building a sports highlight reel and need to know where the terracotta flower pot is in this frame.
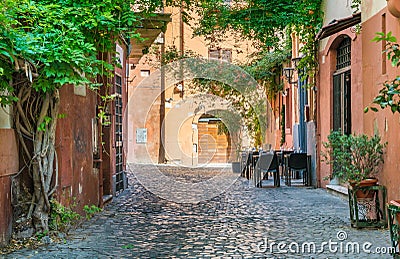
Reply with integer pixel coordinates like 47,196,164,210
350,178,378,199
387,0,400,18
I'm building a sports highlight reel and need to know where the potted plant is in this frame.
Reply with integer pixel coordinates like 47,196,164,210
323,131,388,228
322,131,386,194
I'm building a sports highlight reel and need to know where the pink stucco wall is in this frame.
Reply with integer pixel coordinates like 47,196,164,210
317,28,363,188
362,7,400,202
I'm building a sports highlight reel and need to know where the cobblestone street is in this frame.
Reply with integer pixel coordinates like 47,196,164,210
4,164,392,258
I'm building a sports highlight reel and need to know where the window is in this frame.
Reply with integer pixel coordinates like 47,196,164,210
115,75,124,193
208,49,232,63
333,37,351,135
336,37,351,70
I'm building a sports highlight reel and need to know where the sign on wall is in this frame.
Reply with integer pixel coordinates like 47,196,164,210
116,44,123,65
136,128,147,143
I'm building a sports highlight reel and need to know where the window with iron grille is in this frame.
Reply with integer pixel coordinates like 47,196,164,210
333,37,352,135
115,75,124,193
336,37,351,70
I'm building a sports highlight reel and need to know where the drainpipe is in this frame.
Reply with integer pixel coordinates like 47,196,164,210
298,72,307,153
158,33,166,164
179,5,184,98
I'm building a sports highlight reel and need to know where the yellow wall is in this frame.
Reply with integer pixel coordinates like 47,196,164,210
128,6,267,165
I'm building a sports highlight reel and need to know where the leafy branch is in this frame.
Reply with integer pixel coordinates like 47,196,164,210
365,32,400,113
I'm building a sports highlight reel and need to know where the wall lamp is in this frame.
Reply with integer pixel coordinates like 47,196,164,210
283,67,296,85
283,56,303,85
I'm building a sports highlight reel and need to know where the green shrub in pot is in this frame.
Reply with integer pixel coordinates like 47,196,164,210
322,131,386,185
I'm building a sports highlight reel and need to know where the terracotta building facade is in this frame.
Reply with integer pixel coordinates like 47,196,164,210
361,0,400,202
315,0,400,202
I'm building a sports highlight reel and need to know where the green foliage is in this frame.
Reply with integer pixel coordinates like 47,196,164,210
194,0,322,47
366,32,400,114
57,113,66,119
83,204,102,219
49,199,81,232
213,110,242,136
0,0,168,232
160,54,267,146
322,131,386,184
49,200,102,231
193,0,323,85
217,121,229,135
36,230,49,241
211,110,243,160
243,48,290,99
373,32,399,66
192,79,265,146
162,45,200,64
37,116,52,132
0,0,165,106
351,0,361,13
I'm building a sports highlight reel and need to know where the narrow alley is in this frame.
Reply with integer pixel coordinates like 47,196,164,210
5,164,391,259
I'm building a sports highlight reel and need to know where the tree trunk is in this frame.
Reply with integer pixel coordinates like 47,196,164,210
14,79,60,232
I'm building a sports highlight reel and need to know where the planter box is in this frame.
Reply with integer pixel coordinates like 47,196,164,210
348,184,387,229
388,200,400,258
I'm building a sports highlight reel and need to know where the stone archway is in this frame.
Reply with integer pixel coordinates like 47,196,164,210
163,94,235,166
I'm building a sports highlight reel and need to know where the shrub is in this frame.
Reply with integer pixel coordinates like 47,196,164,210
322,131,386,184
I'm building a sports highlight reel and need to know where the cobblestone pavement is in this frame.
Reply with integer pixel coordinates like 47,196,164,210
4,164,392,258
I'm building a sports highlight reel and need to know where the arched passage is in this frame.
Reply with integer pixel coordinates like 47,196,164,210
197,114,232,164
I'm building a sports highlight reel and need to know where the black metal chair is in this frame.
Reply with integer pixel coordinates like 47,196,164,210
278,150,293,180
254,152,271,187
263,153,281,187
286,153,309,186
266,153,280,187
249,151,259,180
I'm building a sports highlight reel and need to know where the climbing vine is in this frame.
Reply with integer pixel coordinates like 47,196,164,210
243,48,290,100
192,0,323,87
158,47,265,146
0,0,163,233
